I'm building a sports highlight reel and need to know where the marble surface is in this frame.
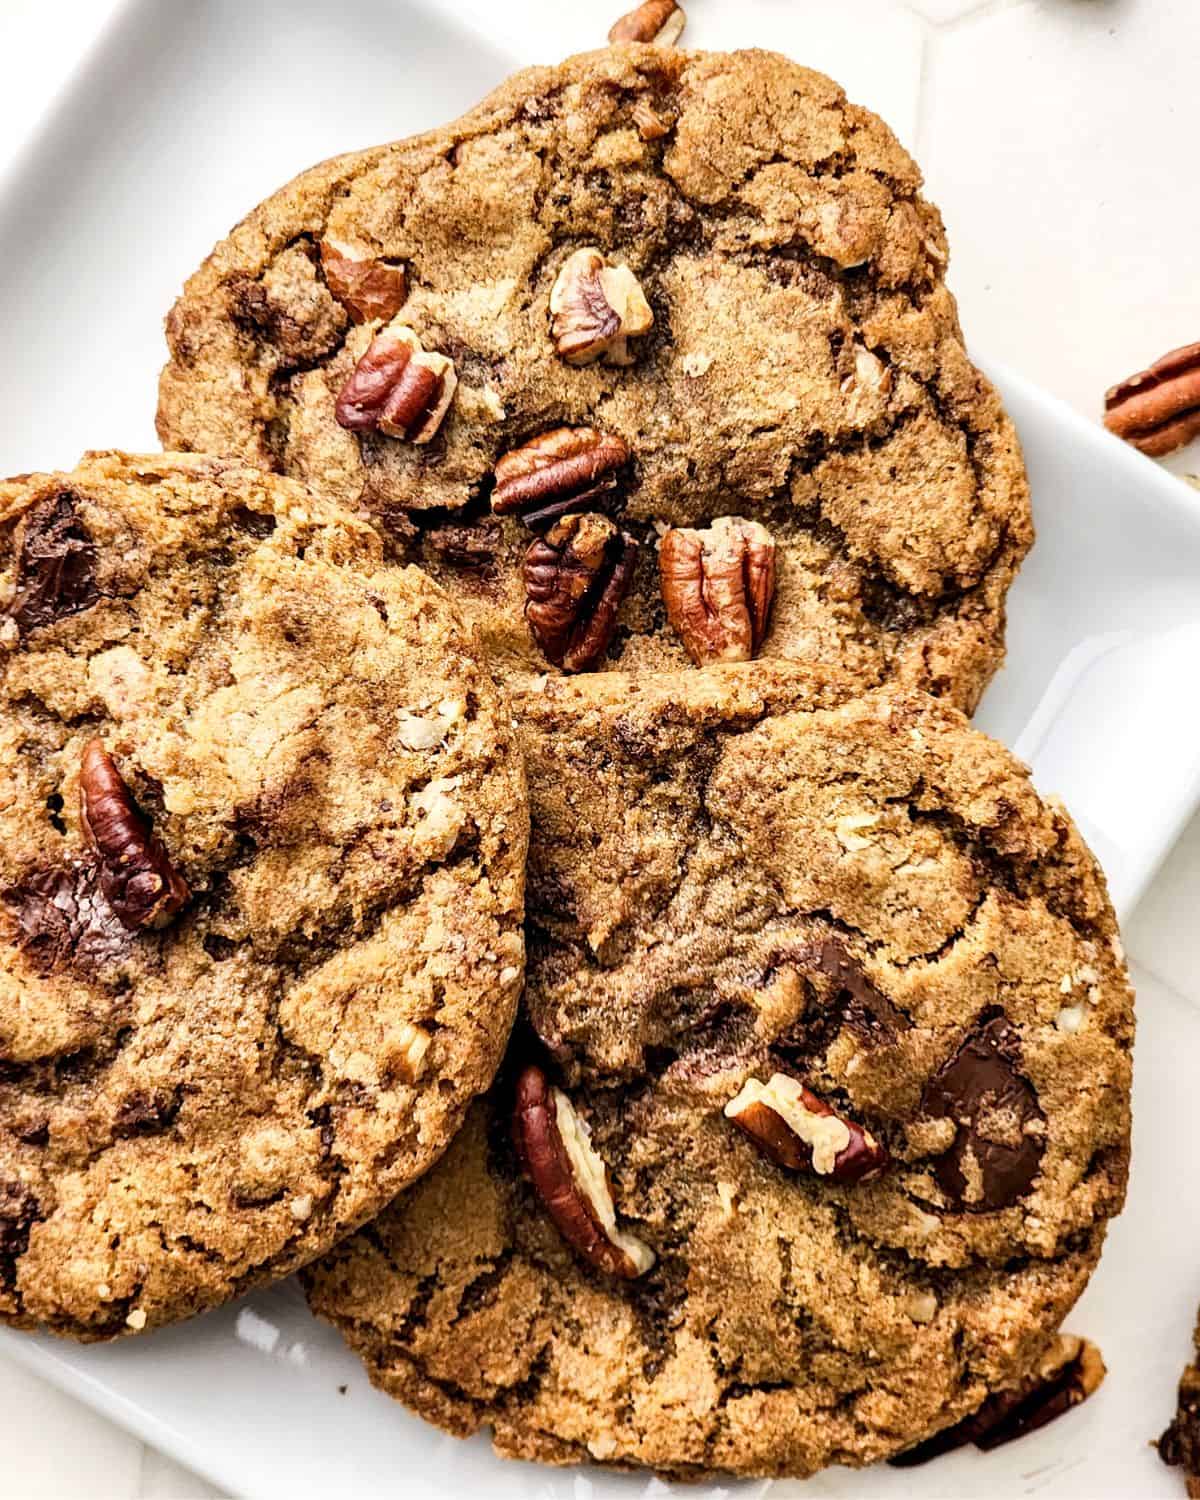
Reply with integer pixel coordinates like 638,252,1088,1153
1,0,1197,1494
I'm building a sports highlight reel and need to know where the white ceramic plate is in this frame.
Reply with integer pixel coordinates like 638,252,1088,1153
2,1,1198,1495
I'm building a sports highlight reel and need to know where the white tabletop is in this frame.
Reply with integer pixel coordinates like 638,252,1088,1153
2,0,1198,1495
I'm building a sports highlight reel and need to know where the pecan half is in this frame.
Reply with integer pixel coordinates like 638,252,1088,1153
8,491,98,633
523,513,638,673
725,1073,888,1184
549,248,653,366
609,0,686,45
921,1012,1045,1213
492,427,629,529
513,1064,655,1279
1104,342,1200,457
334,321,457,443
891,1335,1105,1466
79,740,189,931
319,238,407,324
659,516,776,665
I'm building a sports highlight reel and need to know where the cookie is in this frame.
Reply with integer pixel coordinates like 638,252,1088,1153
305,667,1133,1477
157,46,1032,711
1160,1311,1200,1495
0,452,527,1340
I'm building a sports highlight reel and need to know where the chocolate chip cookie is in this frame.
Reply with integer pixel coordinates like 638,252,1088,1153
304,667,1132,1477
0,451,527,1340
157,46,1032,710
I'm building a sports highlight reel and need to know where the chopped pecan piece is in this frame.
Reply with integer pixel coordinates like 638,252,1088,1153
8,491,98,633
891,1335,1105,1466
334,321,457,443
319,239,407,324
79,740,189,931
523,513,638,673
725,1073,888,1184
1104,342,1200,457
633,99,670,141
513,1064,654,1279
609,0,686,45
492,427,629,529
549,249,653,366
659,516,776,665
841,342,894,402
921,1012,1045,1213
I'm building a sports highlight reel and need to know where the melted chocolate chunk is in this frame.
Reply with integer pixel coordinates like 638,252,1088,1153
8,491,98,632
891,1337,1103,1466
816,940,911,1039
4,864,132,972
0,1180,41,1288
771,940,910,1063
922,1012,1044,1212
113,1087,183,1138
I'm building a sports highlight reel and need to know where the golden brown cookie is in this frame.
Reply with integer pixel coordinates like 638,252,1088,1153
0,452,527,1340
305,667,1132,1478
157,47,1032,710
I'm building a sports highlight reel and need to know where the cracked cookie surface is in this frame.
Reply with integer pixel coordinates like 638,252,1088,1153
0,451,527,1340
157,46,1032,710
305,665,1132,1478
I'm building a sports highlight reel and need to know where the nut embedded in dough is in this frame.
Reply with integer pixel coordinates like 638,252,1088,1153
492,427,629,529
334,321,457,443
659,516,776,666
319,239,408,324
549,248,653,367
522,513,638,673
725,1073,889,1184
512,1063,654,1279
78,739,189,932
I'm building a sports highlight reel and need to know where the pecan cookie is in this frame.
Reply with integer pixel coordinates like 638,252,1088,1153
0,452,527,1340
157,46,1032,711
305,668,1132,1478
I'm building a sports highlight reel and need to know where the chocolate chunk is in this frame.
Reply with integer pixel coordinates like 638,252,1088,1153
890,1335,1104,1466
113,1088,182,1138
922,1012,1044,1212
769,940,910,1063
816,940,911,1039
8,491,98,632
0,1180,41,1288
4,864,132,972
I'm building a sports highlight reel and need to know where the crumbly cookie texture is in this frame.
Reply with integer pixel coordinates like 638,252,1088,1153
0,451,527,1340
1161,1310,1200,1495
305,667,1132,1478
158,46,1032,711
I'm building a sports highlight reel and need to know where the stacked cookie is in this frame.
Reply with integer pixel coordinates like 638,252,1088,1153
0,35,1133,1483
